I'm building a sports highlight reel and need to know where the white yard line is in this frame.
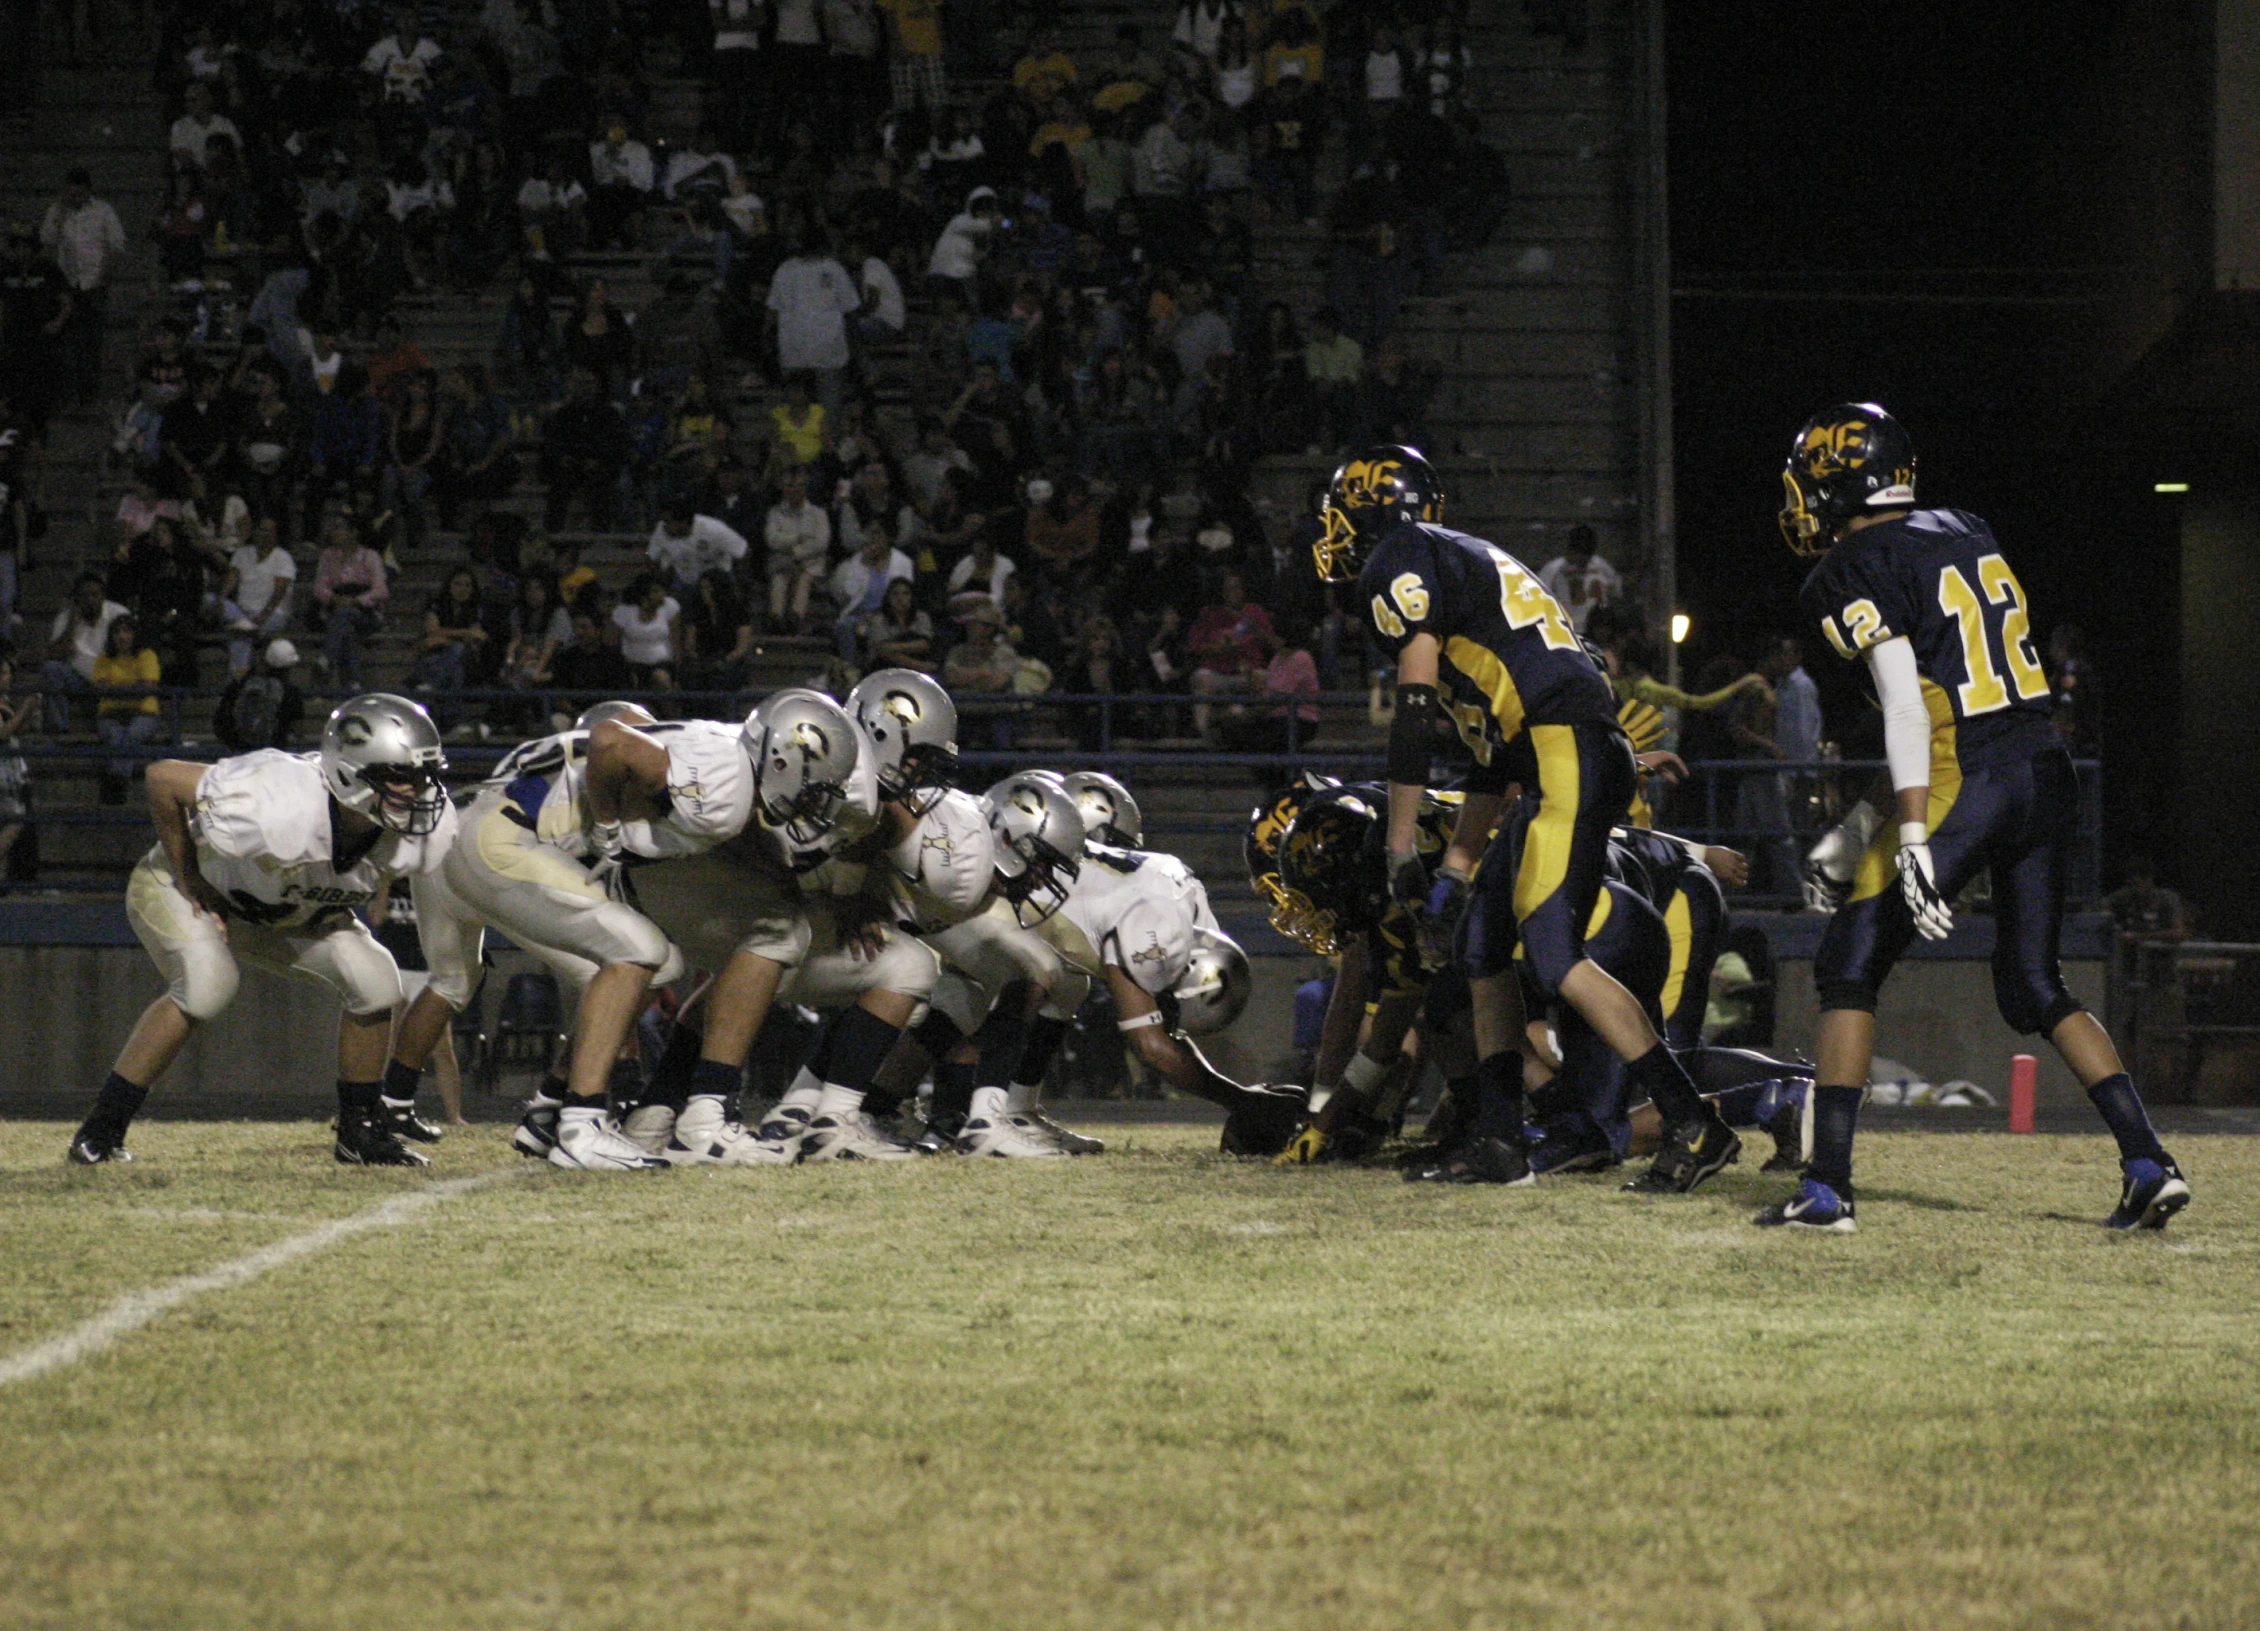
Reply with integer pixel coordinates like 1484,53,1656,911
0,1171,513,1388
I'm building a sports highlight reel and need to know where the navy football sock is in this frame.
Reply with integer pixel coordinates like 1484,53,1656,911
2085,1072,2167,1163
1805,1084,1865,1191
823,1005,903,1095
1469,1050,1525,1144
1625,1043,1705,1126
381,1058,422,1104
645,1021,706,1111
688,1058,742,1108
80,1071,151,1143
930,1058,977,1124
973,1010,1029,1089
336,1078,382,1122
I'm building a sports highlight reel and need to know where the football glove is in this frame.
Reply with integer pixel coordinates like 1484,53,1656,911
1273,1123,1328,1166
1801,799,1880,913
590,818,627,861
1419,867,1470,967
1387,846,1428,914
1897,827,1953,941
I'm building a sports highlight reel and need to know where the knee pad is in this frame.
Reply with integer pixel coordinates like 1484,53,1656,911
592,900,676,974
1038,969,1092,1023
332,935,407,1017
1995,965,2082,1037
422,962,480,1012
167,947,241,1023
930,969,990,1037
865,931,940,1002
1816,978,1879,1015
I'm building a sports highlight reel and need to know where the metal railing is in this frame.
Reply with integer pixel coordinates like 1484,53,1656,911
2114,939,2260,1103
0,685,2105,910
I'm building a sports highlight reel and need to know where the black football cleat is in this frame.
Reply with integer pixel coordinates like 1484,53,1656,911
336,1114,430,1168
1623,1114,1741,1194
67,1130,132,1165
2104,1157,2191,1231
1427,1135,1535,1186
385,1101,444,1143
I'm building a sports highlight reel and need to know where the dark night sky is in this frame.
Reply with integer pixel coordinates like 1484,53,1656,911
1664,0,2145,721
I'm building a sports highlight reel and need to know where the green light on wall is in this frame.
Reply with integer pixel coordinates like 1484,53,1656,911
2154,482,2191,493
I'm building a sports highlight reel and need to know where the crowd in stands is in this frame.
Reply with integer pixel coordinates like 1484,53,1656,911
0,0,1522,804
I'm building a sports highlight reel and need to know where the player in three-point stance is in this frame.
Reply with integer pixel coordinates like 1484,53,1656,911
67,693,454,1168
1765,402,2188,1232
1314,444,1741,1189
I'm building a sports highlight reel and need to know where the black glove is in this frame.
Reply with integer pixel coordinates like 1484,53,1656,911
1387,847,1427,915
1418,868,1470,967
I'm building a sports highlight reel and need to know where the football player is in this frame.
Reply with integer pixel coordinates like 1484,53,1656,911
622,688,936,1163
1768,402,2186,1232
1010,772,1292,1152
68,694,454,1167
1315,445,1738,1190
377,700,658,1162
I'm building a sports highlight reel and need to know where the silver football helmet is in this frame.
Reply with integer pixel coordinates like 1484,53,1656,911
846,668,959,815
574,699,656,731
320,692,448,836
983,773,1086,927
743,688,861,845
1172,928,1251,1036
1060,770,1142,848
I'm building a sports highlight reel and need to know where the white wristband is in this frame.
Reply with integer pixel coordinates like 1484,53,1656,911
1117,1010,1166,1032
1899,821,1929,848
1342,1052,1390,1097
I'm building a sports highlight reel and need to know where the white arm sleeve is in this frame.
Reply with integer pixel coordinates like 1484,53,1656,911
1865,636,1932,799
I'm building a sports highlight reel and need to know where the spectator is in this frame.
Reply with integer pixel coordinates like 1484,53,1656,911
0,222,73,431
1064,612,1130,750
943,596,1023,747
1536,524,1622,636
214,637,305,752
947,528,1017,604
1093,25,1162,113
861,577,935,672
881,0,948,116
220,514,297,676
1024,475,1100,584
1594,615,1765,727
926,186,1001,313
848,234,907,346
158,367,234,504
902,415,973,511
550,607,632,697
2049,622,2100,755
1081,111,1136,224
109,517,216,686
383,369,444,551
1013,26,1079,103
361,7,443,131
1173,0,1241,64
40,572,128,733
518,156,589,258
612,573,681,690
587,118,656,251
309,514,389,686
0,650,29,878
1185,568,1275,736
1362,23,1410,127
308,363,385,493
1299,305,1363,452
39,168,127,409
436,365,518,527
414,567,494,712
168,81,243,172
1325,154,1409,347
1771,628,1823,820
91,614,162,803
766,227,861,417
541,368,629,531
709,0,768,151
829,519,913,661
681,569,753,689
661,127,738,204
648,499,749,592
1217,629,1321,754
2106,854,2189,943
822,0,886,143
1730,639,1809,897
495,571,571,723
765,464,831,633
562,278,634,394
232,367,302,533
1261,10,1324,89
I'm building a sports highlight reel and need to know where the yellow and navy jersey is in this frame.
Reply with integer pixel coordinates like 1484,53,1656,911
1799,507,2056,771
1306,779,1463,999
1358,522,1618,747
1610,824,1698,916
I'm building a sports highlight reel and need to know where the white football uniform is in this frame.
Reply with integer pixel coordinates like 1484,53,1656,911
128,750,454,1020
888,791,1062,1036
429,720,748,996
1037,841,1203,1019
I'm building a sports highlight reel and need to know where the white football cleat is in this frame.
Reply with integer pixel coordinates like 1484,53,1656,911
664,1097,797,1166
621,1103,678,1154
1015,1110,1103,1155
957,1116,1069,1158
548,1109,670,1171
801,1111,919,1161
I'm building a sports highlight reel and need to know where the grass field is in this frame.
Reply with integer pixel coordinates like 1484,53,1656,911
1,1122,2256,1631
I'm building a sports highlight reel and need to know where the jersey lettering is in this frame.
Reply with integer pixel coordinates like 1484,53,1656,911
1388,572,1430,622
1821,597,1890,660
1492,555,1577,651
1370,594,1406,640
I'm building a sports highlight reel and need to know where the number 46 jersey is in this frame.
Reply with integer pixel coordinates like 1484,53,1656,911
1799,506,2056,774
1357,522,1617,745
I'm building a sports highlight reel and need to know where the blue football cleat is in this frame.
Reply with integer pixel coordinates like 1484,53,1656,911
2104,1157,2191,1231
1753,1177,1857,1233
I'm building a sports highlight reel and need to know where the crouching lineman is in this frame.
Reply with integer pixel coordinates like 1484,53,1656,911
622,686,939,1163
427,693,825,1170
989,773,1291,1153
68,694,454,1167
1315,445,1741,1192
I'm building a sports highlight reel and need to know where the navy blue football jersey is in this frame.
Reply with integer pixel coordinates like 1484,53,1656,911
1359,522,1618,749
1799,508,2055,770
1610,824,1699,916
